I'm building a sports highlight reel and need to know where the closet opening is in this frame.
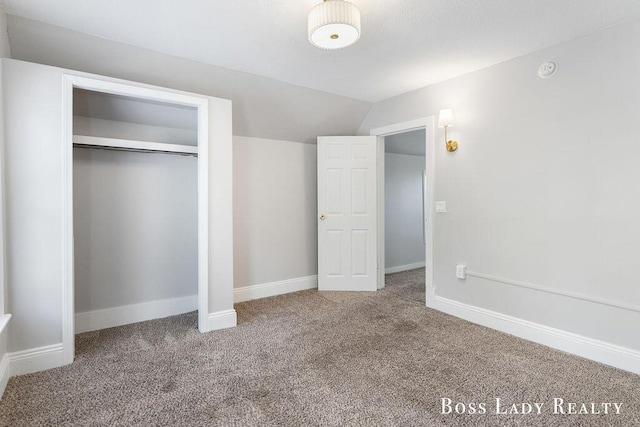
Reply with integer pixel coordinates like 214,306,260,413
72,88,200,336
60,73,235,366
63,76,214,363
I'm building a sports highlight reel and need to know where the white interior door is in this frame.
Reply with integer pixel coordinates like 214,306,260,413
317,136,377,291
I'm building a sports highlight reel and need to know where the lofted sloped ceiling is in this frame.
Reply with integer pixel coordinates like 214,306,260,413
4,2,640,142
6,16,372,143
5,0,640,102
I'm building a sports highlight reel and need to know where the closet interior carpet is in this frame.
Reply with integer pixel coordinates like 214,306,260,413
0,268,638,426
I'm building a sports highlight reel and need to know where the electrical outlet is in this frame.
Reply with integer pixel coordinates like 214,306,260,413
456,264,467,280
435,201,447,213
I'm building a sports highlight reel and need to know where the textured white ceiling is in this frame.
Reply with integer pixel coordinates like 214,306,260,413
5,0,640,102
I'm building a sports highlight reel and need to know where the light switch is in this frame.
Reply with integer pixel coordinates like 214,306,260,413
435,201,447,213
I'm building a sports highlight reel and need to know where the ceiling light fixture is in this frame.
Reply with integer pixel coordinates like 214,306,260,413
308,0,361,50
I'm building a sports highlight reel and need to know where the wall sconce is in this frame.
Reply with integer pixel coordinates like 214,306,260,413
438,109,458,152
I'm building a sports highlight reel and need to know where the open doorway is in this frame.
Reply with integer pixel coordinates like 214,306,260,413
370,117,435,305
384,129,427,266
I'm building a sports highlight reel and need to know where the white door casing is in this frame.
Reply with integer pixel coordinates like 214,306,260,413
370,117,436,303
317,136,377,291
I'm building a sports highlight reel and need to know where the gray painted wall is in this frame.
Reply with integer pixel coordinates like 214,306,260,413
73,148,198,313
7,15,371,144
74,89,198,140
385,153,425,270
233,136,317,288
75,133,317,304
75,134,317,303
359,18,640,350
0,9,9,58
0,8,9,377
0,7,9,314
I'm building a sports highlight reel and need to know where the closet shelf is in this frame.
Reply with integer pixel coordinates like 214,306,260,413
73,135,198,156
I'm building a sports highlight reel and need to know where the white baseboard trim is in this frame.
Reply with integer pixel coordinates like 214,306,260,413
8,343,65,377
385,262,426,274
0,353,9,398
430,296,640,375
207,309,237,331
234,275,318,303
75,295,198,334
426,286,437,305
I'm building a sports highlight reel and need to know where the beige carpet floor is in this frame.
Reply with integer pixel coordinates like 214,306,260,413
0,268,638,426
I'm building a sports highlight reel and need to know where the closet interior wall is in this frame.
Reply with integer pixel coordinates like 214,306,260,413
72,89,199,332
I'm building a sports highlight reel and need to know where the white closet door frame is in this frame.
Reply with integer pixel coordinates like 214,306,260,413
61,75,214,364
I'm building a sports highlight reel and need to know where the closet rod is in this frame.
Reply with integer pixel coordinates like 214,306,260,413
73,144,198,157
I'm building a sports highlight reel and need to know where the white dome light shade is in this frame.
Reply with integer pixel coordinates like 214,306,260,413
309,0,361,50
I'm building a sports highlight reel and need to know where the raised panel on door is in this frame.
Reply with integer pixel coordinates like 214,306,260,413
326,230,344,277
326,169,343,215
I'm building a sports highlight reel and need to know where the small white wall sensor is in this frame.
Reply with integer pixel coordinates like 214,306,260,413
538,61,558,79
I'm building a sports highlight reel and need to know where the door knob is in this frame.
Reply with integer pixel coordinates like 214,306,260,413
319,214,326,220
